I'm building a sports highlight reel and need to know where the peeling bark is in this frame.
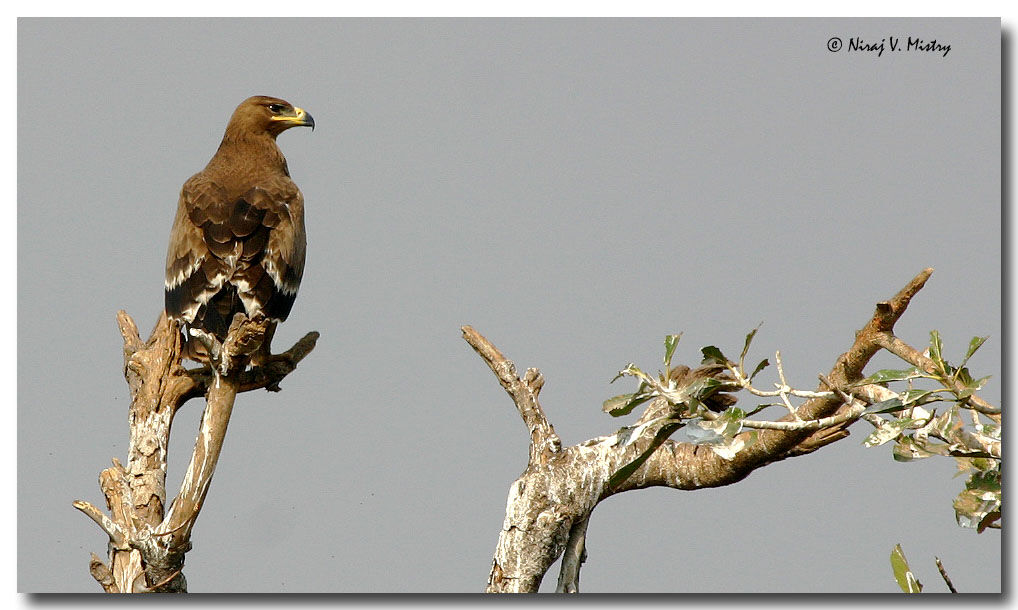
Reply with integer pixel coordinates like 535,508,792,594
467,268,937,593
75,310,318,592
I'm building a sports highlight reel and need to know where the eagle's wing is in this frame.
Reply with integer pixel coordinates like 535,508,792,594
233,183,306,322
164,174,306,338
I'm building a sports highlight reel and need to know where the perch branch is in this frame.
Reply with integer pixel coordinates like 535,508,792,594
158,369,241,548
76,310,318,592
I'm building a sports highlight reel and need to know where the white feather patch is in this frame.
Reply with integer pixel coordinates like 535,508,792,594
263,251,298,296
165,255,205,290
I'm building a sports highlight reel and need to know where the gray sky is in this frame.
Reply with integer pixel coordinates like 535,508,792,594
18,18,1000,593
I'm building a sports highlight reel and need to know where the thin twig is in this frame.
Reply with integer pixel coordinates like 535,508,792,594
72,501,125,546
935,557,958,593
872,332,999,416
701,404,866,431
773,351,800,419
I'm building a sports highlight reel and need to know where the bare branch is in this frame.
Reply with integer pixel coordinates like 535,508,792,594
556,516,589,593
88,553,117,593
240,331,320,391
936,557,958,593
703,403,866,431
116,310,143,359
462,325,562,464
72,501,125,547
159,370,240,548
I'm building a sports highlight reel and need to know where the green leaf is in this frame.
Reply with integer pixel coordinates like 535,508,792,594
604,393,654,417
681,396,706,418
615,416,667,448
965,468,1001,493
978,423,999,440
603,393,634,413
959,335,988,369
954,366,973,387
929,330,945,373
934,406,961,438
608,420,684,490
663,334,681,370
857,368,921,385
890,544,923,593
700,345,728,366
684,419,724,444
899,389,936,407
687,376,723,401
892,437,934,462
957,375,991,399
863,418,920,447
720,418,742,439
720,406,746,421
626,364,648,381
953,467,1001,529
865,398,903,414
749,358,770,381
740,323,763,367
683,416,746,459
686,411,744,441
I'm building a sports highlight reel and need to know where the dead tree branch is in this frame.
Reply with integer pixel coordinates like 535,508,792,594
74,310,318,592
466,268,937,593
936,556,958,593
463,328,562,463
555,516,588,593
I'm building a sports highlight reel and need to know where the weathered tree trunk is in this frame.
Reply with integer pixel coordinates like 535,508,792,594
74,310,318,592
465,268,938,593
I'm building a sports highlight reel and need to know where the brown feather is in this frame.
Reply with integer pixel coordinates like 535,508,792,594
164,96,311,348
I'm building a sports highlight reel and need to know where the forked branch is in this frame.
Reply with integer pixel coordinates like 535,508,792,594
75,310,318,592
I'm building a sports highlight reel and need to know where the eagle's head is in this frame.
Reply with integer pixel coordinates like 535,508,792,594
227,96,315,138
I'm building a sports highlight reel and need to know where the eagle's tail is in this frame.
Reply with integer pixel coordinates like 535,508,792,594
175,286,245,363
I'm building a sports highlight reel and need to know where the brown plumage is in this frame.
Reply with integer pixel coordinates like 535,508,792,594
164,96,314,362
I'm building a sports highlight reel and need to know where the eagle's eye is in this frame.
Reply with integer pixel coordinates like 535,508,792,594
267,103,287,114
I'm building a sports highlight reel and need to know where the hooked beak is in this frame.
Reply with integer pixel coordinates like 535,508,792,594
271,106,315,131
